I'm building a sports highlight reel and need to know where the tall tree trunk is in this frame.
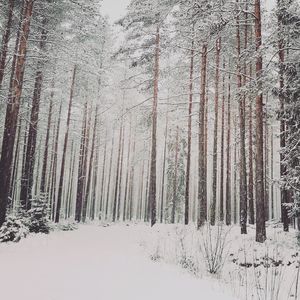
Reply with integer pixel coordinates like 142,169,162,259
160,106,168,223
278,0,289,231
80,105,91,222
138,162,145,220
237,2,248,234
185,29,194,225
225,73,232,225
198,43,208,228
248,100,255,225
264,96,269,221
20,19,48,209
145,148,151,222
75,102,88,222
50,103,62,221
112,124,123,222
270,127,274,219
40,78,54,194
99,131,108,219
123,120,132,222
210,37,221,226
84,107,98,222
248,59,255,225
55,66,76,223
117,125,125,221
65,140,74,219
149,25,160,227
220,60,226,222
0,0,15,90
171,126,179,224
128,133,136,221
90,124,100,220
234,117,238,224
254,0,266,243
9,117,22,208
0,0,34,226
105,134,115,220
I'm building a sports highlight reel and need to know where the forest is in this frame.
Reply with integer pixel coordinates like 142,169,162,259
0,0,300,299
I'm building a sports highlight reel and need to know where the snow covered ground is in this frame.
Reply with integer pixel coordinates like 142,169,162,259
143,223,300,300
0,224,236,300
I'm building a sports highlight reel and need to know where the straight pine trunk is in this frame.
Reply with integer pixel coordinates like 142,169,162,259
278,0,289,231
112,124,123,222
0,0,15,89
254,0,266,243
40,78,54,194
99,131,108,219
50,103,62,221
117,125,125,220
149,26,160,227
90,122,100,220
0,0,34,225
84,107,98,221
225,73,232,225
248,59,255,225
105,134,115,220
55,66,77,223
75,102,88,222
123,120,132,221
198,43,208,228
210,37,221,226
185,31,194,225
220,60,226,222
171,126,179,224
80,104,92,222
236,2,248,234
128,134,136,221
160,107,168,223
20,19,48,209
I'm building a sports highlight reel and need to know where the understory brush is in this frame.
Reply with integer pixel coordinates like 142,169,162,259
145,223,300,300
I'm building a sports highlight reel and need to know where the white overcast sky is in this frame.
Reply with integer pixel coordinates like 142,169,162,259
101,0,131,22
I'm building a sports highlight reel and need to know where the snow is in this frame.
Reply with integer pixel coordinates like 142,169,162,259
143,223,300,300
0,224,236,300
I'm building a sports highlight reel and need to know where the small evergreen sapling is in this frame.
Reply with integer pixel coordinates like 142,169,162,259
0,214,29,243
27,196,50,234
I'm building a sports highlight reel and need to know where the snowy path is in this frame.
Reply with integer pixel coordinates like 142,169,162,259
0,225,235,300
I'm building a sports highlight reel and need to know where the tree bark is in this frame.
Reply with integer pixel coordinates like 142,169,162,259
236,2,248,234
171,126,179,224
225,73,232,225
40,78,54,194
278,0,289,232
185,29,194,225
99,131,108,219
149,25,160,227
105,134,115,220
254,0,266,243
160,105,169,223
75,102,88,222
0,0,34,226
83,106,98,222
220,60,226,222
20,18,48,209
198,43,208,228
210,37,221,226
112,124,123,222
55,66,76,223
0,0,15,90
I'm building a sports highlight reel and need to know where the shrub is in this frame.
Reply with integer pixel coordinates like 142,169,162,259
27,196,50,234
57,220,78,231
0,214,29,243
199,223,230,274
